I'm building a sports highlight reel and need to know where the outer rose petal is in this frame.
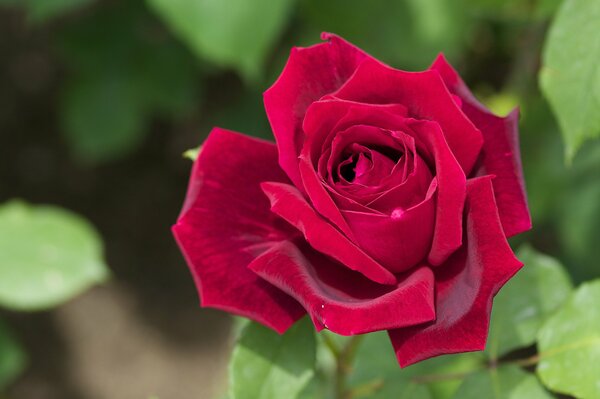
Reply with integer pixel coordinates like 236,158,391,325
172,128,305,333
430,54,532,237
260,182,397,285
388,176,523,366
332,58,483,175
264,33,372,187
248,240,435,335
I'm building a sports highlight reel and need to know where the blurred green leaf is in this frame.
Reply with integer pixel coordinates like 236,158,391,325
540,0,600,161
0,200,109,311
26,0,94,22
58,1,201,163
535,0,563,18
298,0,471,70
558,174,600,281
350,331,483,399
61,73,147,162
519,96,565,224
453,366,552,399
0,320,26,391
486,245,573,360
147,0,295,82
463,0,560,20
536,280,600,399
229,317,316,399
0,0,94,23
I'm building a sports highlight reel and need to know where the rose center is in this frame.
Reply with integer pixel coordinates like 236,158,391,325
335,143,403,187
338,152,369,182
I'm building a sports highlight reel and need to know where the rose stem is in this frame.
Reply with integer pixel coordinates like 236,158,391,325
334,334,365,399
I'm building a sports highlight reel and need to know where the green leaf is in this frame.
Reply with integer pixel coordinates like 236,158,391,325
486,245,573,360
58,1,201,163
406,354,485,399
540,0,600,160
350,331,483,399
147,0,295,82
536,280,600,398
0,320,26,390
0,200,109,311
453,366,552,399
559,176,600,281
229,317,316,399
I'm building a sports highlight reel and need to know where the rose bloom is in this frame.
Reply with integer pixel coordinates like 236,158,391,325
173,33,531,366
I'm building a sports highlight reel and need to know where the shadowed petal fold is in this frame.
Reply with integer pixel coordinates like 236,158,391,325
249,240,435,335
388,176,523,366
172,128,305,333
407,120,466,265
261,181,397,285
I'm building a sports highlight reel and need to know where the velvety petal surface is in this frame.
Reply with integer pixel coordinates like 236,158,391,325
172,128,305,333
264,33,372,187
249,240,435,335
332,58,483,174
388,176,523,367
341,181,436,273
430,54,532,237
261,182,397,285
406,120,466,265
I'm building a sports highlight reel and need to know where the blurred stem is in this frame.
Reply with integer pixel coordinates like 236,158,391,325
505,0,548,97
411,352,543,384
332,335,365,399
348,378,384,398
505,20,547,97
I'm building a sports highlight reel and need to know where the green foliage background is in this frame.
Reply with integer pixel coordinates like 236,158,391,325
0,0,598,398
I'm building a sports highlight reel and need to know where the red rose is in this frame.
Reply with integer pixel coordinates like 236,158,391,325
173,33,532,366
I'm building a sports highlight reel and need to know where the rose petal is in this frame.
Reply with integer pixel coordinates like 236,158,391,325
332,58,483,174
430,54,532,237
303,98,409,166
406,120,466,266
264,33,372,187
298,156,356,239
260,181,397,285
388,176,523,366
341,180,436,273
313,124,431,212
249,240,435,335
172,128,305,333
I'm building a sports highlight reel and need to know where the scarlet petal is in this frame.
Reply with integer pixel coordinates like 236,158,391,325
260,182,397,285
264,33,372,188
430,54,532,237
298,156,356,239
248,240,435,335
388,176,523,367
333,58,483,174
341,184,436,273
173,128,305,333
407,120,466,266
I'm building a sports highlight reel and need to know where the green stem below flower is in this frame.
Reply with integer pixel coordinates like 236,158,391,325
333,335,365,399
